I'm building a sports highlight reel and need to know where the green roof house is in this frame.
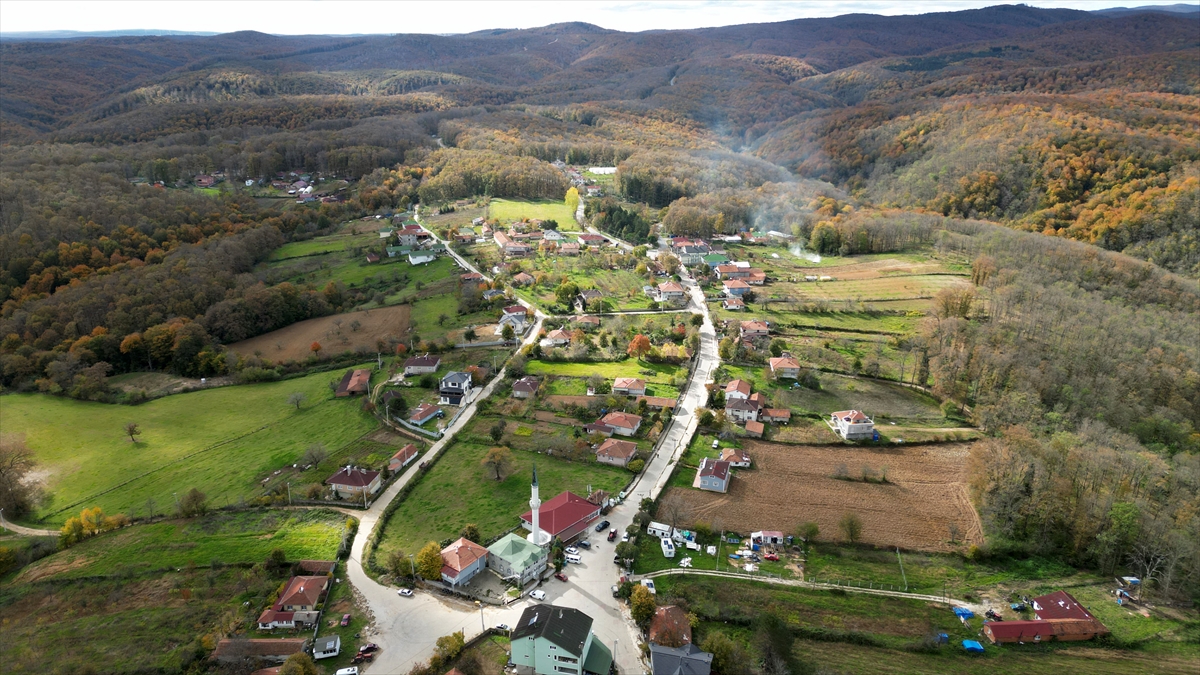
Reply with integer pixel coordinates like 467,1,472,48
703,253,729,265
487,533,548,585
510,604,613,675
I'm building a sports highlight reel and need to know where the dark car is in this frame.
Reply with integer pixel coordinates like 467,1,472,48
577,540,591,549
595,520,611,532
607,529,618,542
340,613,352,627
555,572,568,582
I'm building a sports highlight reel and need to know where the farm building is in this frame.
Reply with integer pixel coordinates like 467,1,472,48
595,438,638,467
561,242,581,255
487,533,549,585
613,377,647,396
762,408,791,423
719,448,751,467
404,354,441,375
313,635,340,660
388,444,419,472
637,395,677,410
326,466,382,499
520,491,602,542
365,252,380,263
751,530,785,545
512,376,541,398
830,410,875,440
744,420,765,437
768,356,802,379
1033,591,1101,622
461,272,485,283
694,458,731,493
440,538,489,587
409,402,441,425
335,369,371,397
983,619,1109,645
597,411,643,436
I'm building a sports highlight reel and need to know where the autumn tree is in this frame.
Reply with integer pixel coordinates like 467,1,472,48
385,549,410,578
310,342,322,357
416,541,443,579
124,422,142,443
179,488,208,517
627,334,652,359
460,524,481,542
839,512,863,543
565,186,580,215
630,584,656,625
481,447,513,481
502,324,515,342
0,434,41,517
279,652,319,675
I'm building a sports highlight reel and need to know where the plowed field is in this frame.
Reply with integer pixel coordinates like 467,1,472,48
664,441,983,552
228,304,410,363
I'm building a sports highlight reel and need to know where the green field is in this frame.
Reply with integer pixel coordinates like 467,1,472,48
1,368,379,524
17,509,347,581
525,359,681,383
268,231,378,261
376,435,630,556
488,198,578,228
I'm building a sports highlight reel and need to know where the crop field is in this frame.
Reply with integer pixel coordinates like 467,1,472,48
778,374,954,426
661,440,983,553
525,359,683,386
1,368,378,525
518,263,656,311
375,418,630,555
16,509,346,582
488,198,578,227
228,303,412,362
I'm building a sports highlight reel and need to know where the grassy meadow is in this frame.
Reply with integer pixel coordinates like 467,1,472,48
487,198,578,227
1,368,379,525
16,509,347,581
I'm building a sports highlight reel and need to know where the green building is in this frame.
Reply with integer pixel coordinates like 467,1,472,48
702,253,729,266
486,533,547,585
510,604,613,675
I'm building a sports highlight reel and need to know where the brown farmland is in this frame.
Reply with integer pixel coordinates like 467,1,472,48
664,440,983,553
228,304,410,363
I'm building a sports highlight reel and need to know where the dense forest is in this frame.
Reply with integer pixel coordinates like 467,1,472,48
1,5,1198,598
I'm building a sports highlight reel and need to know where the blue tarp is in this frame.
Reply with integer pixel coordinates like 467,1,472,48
963,640,985,653
953,607,975,619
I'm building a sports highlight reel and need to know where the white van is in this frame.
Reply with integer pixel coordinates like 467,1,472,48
529,589,546,601
565,553,583,565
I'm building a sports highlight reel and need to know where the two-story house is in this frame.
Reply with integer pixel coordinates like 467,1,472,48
693,458,731,493
510,605,614,675
439,371,474,405
830,410,875,440
440,538,489,588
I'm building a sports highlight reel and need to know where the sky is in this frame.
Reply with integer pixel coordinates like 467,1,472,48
0,0,1145,35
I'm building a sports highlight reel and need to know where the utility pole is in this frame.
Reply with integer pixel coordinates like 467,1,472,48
896,547,908,591
409,554,416,579
287,482,292,506
476,600,485,632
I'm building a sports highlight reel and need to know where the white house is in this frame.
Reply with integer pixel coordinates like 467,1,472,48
325,466,382,500
439,371,473,405
613,377,647,396
724,379,752,401
725,398,760,423
313,635,340,660
647,521,675,539
439,538,489,587
830,410,875,440
403,354,441,375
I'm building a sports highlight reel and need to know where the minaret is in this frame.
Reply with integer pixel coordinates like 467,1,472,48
528,463,545,547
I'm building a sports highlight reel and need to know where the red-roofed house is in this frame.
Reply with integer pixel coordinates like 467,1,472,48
404,354,441,375
722,297,745,310
409,402,441,425
719,448,751,467
613,378,647,396
762,408,792,424
595,438,638,467
335,369,371,397
326,466,382,499
1032,591,1098,622
637,396,677,410
724,379,752,400
739,320,770,339
657,282,686,304
519,491,602,541
744,420,765,438
440,538,489,587
257,576,328,629
723,279,751,297
693,458,731,493
598,411,643,436
983,618,1109,645
388,444,419,472
769,356,801,379
830,410,874,440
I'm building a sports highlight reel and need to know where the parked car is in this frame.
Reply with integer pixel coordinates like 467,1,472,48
611,584,620,597
358,643,379,653
340,613,352,627
529,590,546,601
641,579,656,594
397,588,413,597
607,529,618,542
336,668,359,675
621,533,630,543
555,572,568,582
712,439,720,449
577,540,592,549
565,546,579,555
764,553,780,561
495,623,510,632
595,520,611,532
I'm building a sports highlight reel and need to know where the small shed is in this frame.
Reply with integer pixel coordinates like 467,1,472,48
962,640,985,654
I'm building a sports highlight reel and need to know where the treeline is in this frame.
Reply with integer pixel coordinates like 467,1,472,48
661,181,840,239
585,198,652,244
618,149,791,207
413,148,569,203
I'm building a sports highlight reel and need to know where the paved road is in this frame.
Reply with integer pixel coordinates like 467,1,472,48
349,219,718,673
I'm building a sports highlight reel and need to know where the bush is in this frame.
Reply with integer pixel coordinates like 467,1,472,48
628,459,645,473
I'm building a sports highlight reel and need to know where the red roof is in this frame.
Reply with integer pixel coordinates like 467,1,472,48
504,304,526,315
520,491,601,538
596,438,638,461
769,356,801,370
740,320,769,332
744,420,765,436
658,281,684,293
440,537,488,577
389,444,418,469
724,379,752,396
1033,591,1097,621
405,354,441,368
832,410,871,423
698,458,730,480
983,618,1108,643
599,411,642,431
724,279,750,289
410,402,440,422
326,466,380,488
613,377,645,391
